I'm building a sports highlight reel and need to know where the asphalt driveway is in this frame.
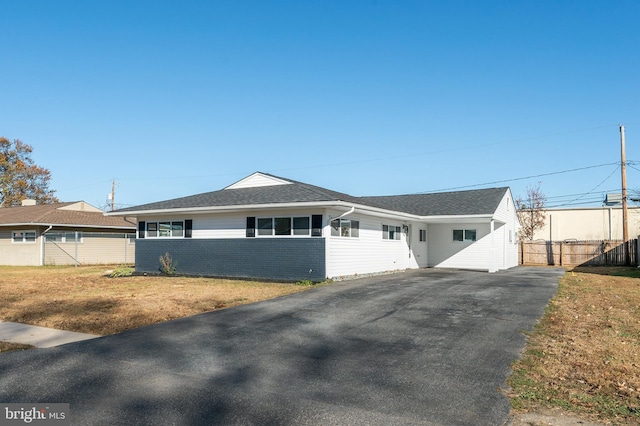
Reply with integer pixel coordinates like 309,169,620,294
0,267,563,425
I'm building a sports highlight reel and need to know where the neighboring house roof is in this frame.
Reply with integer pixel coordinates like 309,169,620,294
0,201,136,229
110,172,510,220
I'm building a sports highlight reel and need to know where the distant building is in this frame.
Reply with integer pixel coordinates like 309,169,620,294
0,201,136,266
532,206,640,241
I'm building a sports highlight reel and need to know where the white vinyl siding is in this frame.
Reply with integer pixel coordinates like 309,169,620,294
411,225,429,268
492,190,520,269
427,223,492,271
326,212,411,278
149,211,323,239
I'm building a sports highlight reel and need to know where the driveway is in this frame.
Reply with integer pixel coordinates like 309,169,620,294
0,267,563,425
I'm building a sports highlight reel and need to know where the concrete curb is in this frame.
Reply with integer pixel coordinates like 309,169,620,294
0,321,100,348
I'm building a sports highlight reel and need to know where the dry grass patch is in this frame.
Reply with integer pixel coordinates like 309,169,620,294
509,267,640,425
0,342,34,353
0,266,313,336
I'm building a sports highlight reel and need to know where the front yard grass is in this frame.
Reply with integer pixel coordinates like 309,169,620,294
0,265,314,350
509,267,640,425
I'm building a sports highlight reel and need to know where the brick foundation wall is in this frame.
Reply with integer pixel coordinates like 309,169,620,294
135,238,326,282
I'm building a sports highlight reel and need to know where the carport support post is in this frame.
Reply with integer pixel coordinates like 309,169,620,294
489,220,497,273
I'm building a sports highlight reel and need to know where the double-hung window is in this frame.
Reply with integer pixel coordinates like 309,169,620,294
453,229,477,242
382,224,401,240
331,219,359,238
12,231,36,243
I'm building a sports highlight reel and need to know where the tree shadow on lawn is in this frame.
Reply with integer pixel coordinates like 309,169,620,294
571,266,640,278
2,298,121,334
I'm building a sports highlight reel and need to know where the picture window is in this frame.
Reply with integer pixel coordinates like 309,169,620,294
254,216,312,237
145,221,185,238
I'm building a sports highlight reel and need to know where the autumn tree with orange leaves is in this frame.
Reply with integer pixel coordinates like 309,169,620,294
0,137,58,207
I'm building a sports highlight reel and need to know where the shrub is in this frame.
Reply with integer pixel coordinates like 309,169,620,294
159,252,178,275
109,266,134,278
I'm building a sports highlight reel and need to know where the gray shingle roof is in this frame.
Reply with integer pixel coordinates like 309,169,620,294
113,173,508,217
359,187,510,216
114,176,364,212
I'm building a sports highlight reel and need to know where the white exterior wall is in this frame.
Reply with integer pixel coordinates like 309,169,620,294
426,191,519,272
325,211,413,278
145,210,328,239
532,207,640,241
194,214,246,238
409,223,429,268
427,222,492,271
197,210,324,239
492,190,520,269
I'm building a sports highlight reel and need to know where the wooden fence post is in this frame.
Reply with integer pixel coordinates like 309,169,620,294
559,242,563,266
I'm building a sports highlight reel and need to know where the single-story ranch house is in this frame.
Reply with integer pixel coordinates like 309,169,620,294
108,172,520,281
0,200,136,266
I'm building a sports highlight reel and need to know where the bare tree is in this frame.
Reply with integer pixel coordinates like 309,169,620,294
516,182,546,240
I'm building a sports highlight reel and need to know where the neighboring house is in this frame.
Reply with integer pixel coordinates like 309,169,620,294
532,207,640,241
108,172,520,281
0,200,136,266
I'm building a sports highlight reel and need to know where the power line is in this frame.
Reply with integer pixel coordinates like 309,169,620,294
419,162,619,193
548,165,620,208
59,124,623,188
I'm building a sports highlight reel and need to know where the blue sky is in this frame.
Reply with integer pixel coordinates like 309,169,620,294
2,1,639,210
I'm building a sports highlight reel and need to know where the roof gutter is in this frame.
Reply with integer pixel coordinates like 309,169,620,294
105,201,421,220
105,202,498,223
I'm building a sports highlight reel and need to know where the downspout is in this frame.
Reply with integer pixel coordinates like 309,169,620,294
329,206,356,223
40,225,53,266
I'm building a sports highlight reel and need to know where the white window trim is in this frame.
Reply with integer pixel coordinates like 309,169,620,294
453,229,477,242
382,224,402,241
256,216,312,237
145,220,185,238
12,230,37,244
330,218,359,238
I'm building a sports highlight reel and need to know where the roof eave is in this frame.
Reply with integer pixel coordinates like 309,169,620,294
107,200,422,220
418,214,496,224
0,222,136,230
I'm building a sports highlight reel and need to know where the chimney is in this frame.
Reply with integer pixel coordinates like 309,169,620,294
21,199,37,206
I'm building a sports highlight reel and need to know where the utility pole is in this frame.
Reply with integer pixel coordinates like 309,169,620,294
620,125,629,264
111,179,115,212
